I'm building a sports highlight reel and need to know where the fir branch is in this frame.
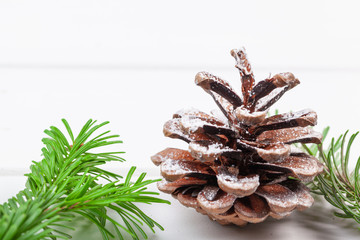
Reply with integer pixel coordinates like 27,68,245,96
304,127,360,225
0,119,170,240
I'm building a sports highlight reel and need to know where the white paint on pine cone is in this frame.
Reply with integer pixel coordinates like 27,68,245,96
174,107,202,118
161,159,192,176
157,179,169,189
256,144,291,162
180,116,207,133
255,86,285,111
217,174,259,190
189,142,225,157
157,179,176,194
290,145,305,155
164,119,188,140
217,173,260,197
235,106,267,125
210,109,229,124
203,186,218,201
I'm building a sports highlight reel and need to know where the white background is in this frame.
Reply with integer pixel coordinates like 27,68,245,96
1,1,360,239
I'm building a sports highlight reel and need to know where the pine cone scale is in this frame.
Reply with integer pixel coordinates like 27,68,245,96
270,155,322,182
216,169,260,197
197,186,237,214
160,158,214,181
257,127,322,144
256,184,298,213
177,192,199,208
256,86,292,111
195,72,243,107
251,109,317,135
284,182,314,210
234,195,270,223
151,148,194,166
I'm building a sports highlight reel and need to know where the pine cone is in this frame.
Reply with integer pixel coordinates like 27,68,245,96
152,48,323,226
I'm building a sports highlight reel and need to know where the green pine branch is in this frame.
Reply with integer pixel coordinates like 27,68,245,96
303,127,360,225
0,119,170,240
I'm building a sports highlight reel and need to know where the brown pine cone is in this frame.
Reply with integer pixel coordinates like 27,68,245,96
152,48,323,226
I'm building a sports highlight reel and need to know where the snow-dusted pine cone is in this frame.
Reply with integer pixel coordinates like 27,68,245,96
151,48,323,226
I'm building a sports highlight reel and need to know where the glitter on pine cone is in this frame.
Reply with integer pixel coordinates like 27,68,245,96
151,48,323,226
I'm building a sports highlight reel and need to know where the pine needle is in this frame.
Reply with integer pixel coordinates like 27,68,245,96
303,127,360,226
0,119,170,240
